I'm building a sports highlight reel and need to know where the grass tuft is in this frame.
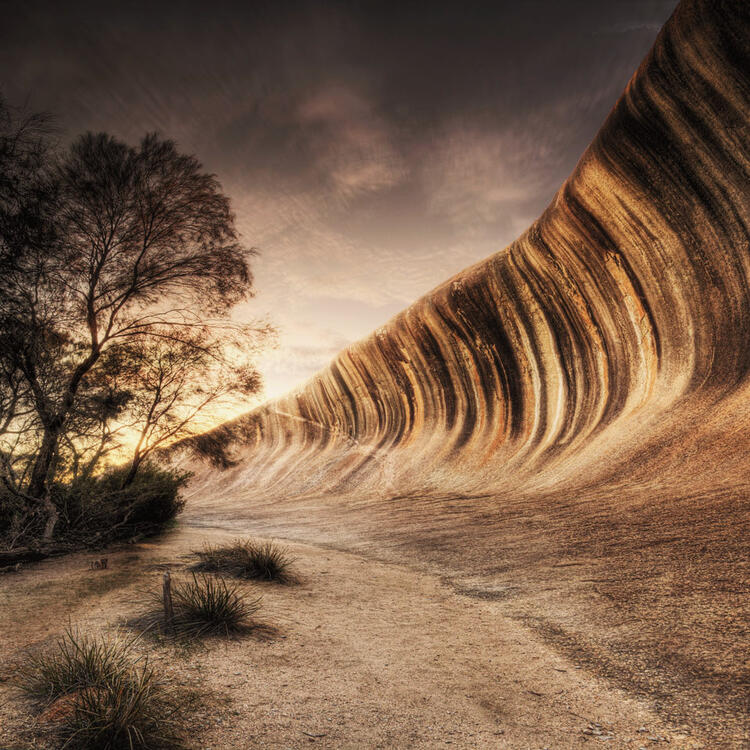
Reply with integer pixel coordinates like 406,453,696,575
18,628,134,703
18,629,182,749
55,664,181,750
192,538,295,583
142,573,261,640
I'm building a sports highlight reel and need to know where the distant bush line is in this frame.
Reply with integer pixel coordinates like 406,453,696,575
0,463,188,564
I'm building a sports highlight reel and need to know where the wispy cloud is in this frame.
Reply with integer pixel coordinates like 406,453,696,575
298,86,409,199
0,0,675,410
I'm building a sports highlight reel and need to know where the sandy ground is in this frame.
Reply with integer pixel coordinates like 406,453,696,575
0,524,709,750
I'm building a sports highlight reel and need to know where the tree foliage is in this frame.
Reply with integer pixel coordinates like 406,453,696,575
0,98,269,544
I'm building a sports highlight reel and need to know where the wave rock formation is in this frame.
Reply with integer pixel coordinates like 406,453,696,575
181,0,749,739
186,0,749,504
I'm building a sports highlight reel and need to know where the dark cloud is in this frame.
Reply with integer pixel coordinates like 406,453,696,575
0,0,678,399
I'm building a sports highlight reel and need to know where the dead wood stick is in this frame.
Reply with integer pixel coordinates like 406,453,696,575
163,571,175,634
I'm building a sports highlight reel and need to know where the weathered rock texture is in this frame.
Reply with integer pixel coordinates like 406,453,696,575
185,0,749,503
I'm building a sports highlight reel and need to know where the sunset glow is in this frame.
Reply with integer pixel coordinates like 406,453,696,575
3,0,676,422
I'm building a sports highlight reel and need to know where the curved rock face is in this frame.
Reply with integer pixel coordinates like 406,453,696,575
186,0,749,504
178,1,749,737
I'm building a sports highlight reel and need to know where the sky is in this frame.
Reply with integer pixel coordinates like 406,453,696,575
1,0,677,405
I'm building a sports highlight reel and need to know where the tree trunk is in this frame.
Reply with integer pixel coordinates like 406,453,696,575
27,424,59,498
26,349,101,502
0,545,71,569
41,494,59,540
122,453,141,488
27,424,61,538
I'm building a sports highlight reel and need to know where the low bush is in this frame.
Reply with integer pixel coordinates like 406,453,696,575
136,573,261,641
0,485,34,548
54,663,181,750
18,629,182,749
166,574,261,639
18,629,134,702
0,463,189,553
52,463,189,546
193,538,295,583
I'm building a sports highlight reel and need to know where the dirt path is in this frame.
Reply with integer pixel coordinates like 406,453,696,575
0,524,708,749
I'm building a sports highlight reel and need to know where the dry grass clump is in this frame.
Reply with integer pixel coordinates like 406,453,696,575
143,573,261,640
18,629,135,702
192,538,295,583
18,629,182,749
53,664,181,750
171,573,260,638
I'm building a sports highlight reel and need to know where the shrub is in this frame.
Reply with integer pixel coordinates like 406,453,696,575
0,463,188,552
51,463,189,546
0,485,37,547
193,538,295,583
